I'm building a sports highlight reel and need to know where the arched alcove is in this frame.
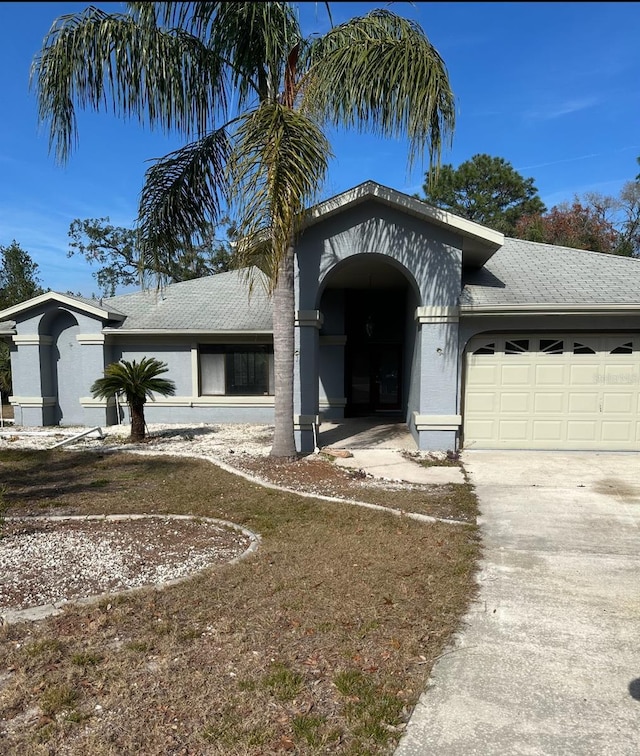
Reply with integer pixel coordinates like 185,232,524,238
39,309,82,425
318,254,420,419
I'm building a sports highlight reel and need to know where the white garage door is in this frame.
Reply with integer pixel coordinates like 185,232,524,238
463,333,640,450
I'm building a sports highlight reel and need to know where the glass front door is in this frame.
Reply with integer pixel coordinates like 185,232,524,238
347,344,402,414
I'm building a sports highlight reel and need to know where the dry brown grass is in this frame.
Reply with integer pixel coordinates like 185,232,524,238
0,449,480,755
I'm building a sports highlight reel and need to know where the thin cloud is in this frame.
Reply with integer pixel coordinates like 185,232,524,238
526,96,599,121
518,153,601,171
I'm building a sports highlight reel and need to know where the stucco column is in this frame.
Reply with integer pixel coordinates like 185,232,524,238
414,306,461,451
293,310,323,453
77,333,113,426
9,334,54,426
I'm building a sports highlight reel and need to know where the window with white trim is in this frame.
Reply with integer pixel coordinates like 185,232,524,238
199,345,274,396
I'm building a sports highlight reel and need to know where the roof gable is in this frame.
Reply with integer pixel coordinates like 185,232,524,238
303,181,504,267
0,291,125,322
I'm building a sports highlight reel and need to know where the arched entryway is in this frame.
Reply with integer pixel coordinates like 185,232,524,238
318,254,420,420
39,309,82,425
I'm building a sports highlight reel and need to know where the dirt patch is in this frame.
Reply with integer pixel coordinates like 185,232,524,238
229,452,477,522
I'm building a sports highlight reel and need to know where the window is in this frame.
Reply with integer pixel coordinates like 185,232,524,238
610,342,633,355
473,342,495,355
540,339,563,354
573,342,596,355
505,339,529,355
199,345,274,395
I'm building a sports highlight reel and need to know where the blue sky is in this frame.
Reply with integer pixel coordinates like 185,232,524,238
1,1,639,297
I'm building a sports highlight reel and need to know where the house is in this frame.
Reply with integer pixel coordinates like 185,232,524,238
2,181,640,452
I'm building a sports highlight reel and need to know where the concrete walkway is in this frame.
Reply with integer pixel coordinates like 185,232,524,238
319,418,464,484
396,451,640,756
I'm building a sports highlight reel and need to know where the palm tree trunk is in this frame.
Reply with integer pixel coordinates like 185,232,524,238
130,403,146,442
270,245,297,458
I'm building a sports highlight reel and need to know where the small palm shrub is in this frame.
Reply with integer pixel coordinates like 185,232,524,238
91,357,176,442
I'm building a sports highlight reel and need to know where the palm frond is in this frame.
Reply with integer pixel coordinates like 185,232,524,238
229,102,331,292
136,127,231,283
132,2,303,106
91,357,176,405
31,5,227,162
301,9,455,175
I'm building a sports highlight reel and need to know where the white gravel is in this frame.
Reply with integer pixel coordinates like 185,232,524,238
0,422,270,618
0,421,274,459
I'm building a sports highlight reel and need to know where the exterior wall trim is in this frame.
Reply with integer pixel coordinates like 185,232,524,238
80,396,276,408
413,412,462,431
12,334,53,346
10,396,56,407
102,328,274,335
295,310,324,329
76,333,106,345
79,397,115,407
461,304,640,316
319,397,347,409
415,306,460,324
295,414,321,426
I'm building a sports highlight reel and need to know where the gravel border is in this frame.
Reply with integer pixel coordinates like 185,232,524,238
0,514,260,626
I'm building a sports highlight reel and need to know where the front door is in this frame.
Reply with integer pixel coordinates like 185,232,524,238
348,344,402,414
344,289,405,416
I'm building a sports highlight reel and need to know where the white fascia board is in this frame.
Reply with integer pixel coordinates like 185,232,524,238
303,181,504,249
461,303,640,316
0,291,124,321
101,328,273,335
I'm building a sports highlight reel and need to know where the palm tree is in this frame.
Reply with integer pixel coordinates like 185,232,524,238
32,2,455,458
91,358,176,442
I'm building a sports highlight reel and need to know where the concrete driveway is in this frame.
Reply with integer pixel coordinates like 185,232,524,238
396,451,640,756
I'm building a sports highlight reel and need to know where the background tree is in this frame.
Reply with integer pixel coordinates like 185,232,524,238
515,158,640,256
32,2,455,457
515,199,620,253
420,153,546,235
0,241,45,311
68,217,235,296
91,357,176,442
0,242,45,403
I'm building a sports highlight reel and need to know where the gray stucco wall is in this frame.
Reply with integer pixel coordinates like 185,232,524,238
297,200,462,310
293,199,464,451
10,304,108,427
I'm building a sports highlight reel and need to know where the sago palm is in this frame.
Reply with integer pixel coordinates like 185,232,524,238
32,2,455,458
91,357,176,442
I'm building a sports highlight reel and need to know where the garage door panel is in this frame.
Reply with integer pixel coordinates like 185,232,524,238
534,393,563,412
465,391,496,412
569,364,600,385
498,420,529,440
464,420,495,440
604,364,636,383
568,393,599,413
602,393,634,413
532,420,563,441
467,365,498,385
464,333,640,451
535,364,565,385
500,392,529,412
601,422,633,442
500,365,530,385
566,421,598,442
